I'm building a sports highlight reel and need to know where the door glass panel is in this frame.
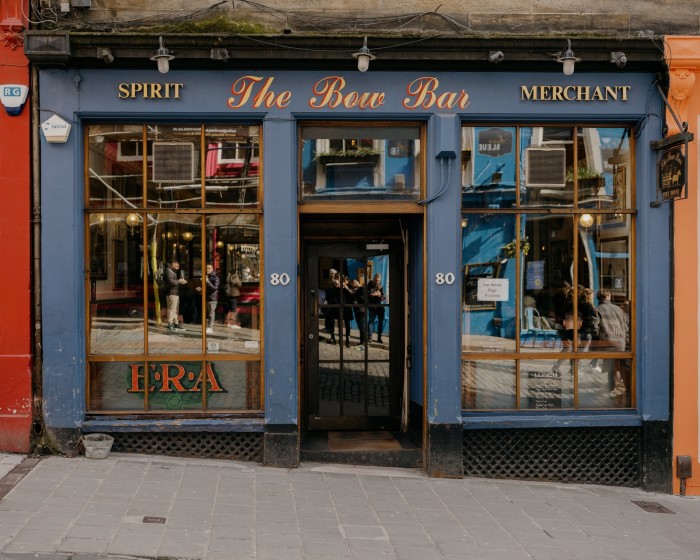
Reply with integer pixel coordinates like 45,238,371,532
89,212,145,355
310,245,396,428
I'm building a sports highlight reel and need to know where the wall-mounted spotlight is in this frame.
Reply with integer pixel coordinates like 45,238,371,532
352,37,376,72
610,51,627,68
211,48,229,62
150,36,174,74
97,47,114,64
489,50,504,64
555,39,580,76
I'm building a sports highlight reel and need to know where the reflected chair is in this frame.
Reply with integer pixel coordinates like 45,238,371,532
521,307,558,347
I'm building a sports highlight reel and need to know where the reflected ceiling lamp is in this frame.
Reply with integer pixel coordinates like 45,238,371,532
579,213,594,228
150,36,174,74
125,213,140,228
555,39,580,76
182,231,194,242
352,37,376,72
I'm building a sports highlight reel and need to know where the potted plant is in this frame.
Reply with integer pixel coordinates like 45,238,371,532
315,146,381,165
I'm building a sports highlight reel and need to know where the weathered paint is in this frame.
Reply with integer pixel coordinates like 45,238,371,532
666,36,700,496
0,3,32,452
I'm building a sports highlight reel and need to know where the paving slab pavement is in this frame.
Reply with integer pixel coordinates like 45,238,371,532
0,453,698,560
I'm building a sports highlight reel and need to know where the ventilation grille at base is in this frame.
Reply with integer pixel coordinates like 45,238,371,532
463,427,639,486
111,432,263,462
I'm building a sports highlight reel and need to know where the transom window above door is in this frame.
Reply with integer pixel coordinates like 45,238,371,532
299,124,423,202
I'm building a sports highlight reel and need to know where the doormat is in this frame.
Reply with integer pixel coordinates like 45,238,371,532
327,431,402,451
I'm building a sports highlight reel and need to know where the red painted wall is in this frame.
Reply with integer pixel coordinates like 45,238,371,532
0,0,32,452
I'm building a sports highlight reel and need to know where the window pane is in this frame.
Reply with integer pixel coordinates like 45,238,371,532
147,213,203,354
89,212,145,355
521,214,574,352
205,215,261,355
519,359,574,409
206,361,261,411
461,214,517,352
89,361,146,411
577,128,631,210
461,127,517,209
204,125,260,208
462,360,516,409
300,125,421,201
88,124,144,208
520,127,574,207
146,125,202,209
578,358,632,408
147,361,204,411
578,226,631,353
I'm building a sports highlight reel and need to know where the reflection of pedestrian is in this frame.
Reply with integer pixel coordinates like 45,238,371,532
225,271,242,329
341,276,354,347
324,269,339,344
594,289,629,394
202,264,220,334
350,280,366,348
367,273,385,343
552,310,581,375
164,261,187,331
578,288,599,352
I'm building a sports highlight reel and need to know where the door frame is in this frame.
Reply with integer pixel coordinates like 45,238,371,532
300,218,410,433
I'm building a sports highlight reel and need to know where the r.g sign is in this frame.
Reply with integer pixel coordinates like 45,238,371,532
0,84,29,116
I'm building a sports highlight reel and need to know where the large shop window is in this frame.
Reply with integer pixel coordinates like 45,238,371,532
461,126,634,411
299,123,422,201
86,124,262,413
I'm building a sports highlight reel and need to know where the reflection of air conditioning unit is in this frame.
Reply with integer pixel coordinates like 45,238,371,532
525,147,566,188
152,142,195,183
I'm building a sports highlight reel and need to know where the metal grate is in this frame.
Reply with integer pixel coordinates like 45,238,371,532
110,432,263,462
463,427,640,486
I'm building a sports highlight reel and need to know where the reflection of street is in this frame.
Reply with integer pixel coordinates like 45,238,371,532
90,318,260,355
463,357,630,410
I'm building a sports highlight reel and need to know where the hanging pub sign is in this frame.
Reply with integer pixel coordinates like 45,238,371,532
658,146,686,201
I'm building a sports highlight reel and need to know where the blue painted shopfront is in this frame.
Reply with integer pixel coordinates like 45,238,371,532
37,69,667,447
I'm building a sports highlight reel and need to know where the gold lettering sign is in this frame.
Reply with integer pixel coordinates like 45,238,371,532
521,85,630,102
118,83,184,99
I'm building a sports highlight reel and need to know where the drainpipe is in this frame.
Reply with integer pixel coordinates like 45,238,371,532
30,64,44,452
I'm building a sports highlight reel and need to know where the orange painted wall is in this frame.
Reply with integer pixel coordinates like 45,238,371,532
0,2,32,452
666,36,700,496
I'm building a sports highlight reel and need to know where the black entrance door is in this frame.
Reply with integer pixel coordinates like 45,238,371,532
304,241,404,431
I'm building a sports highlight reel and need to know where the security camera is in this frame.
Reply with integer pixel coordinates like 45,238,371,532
489,51,504,64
